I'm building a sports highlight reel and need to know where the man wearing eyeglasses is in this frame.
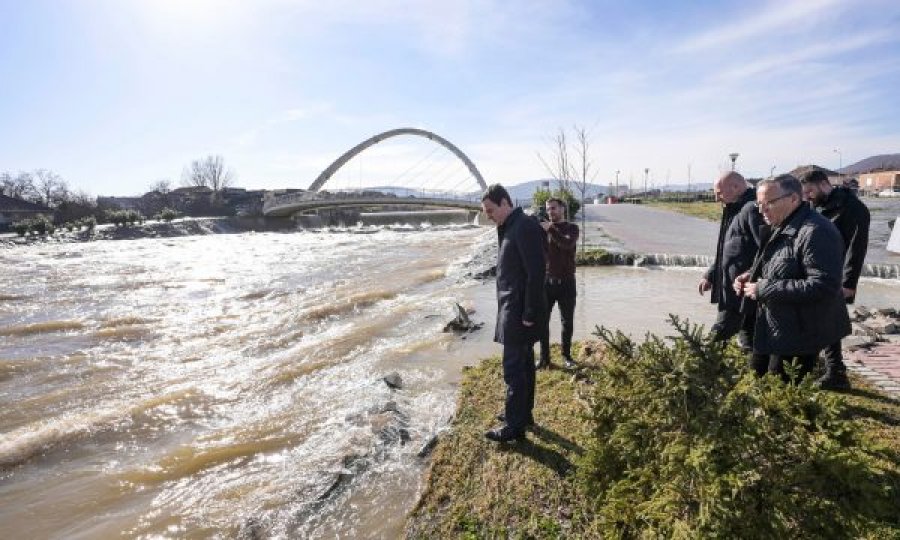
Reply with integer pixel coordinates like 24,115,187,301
801,169,870,390
699,171,757,345
733,174,851,382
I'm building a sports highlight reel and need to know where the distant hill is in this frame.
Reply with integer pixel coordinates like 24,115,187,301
841,154,900,175
503,179,607,202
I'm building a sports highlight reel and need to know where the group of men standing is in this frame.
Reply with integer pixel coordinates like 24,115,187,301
702,170,870,389
478,170,870,443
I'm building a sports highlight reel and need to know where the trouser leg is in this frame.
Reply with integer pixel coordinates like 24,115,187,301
502,342,534,431
558,280,577,359
711,309,742,342
749,353,769,377
768,354,816,383
539,286,558,365
821,341,847,373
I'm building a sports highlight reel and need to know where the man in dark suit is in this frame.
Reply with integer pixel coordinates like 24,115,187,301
481,184,546,442
801,169,871,389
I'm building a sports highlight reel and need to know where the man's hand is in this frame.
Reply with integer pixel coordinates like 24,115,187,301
698,278,711,295
842,287,855,299
733,272,750,297
540,221,552,232
523,320,535,327
744,281,759,300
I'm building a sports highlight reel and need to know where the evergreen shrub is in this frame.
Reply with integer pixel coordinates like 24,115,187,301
578,316,899,539
533,187,582,220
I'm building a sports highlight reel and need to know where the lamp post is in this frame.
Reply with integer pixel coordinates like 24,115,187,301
834,148,843,183
644,168,649,194
770,165,776,177
729,152,740,171
615,170,620,198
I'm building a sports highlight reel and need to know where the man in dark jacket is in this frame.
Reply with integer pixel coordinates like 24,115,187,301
481,184,546,442
734,175,851,382
801,170,870,390
699,172,757,344
721,199,769,350
538,197,579,369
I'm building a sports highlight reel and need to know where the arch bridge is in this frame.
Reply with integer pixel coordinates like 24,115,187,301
263,128,487,217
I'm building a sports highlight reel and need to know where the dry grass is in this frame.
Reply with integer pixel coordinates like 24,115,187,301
647,200,722,221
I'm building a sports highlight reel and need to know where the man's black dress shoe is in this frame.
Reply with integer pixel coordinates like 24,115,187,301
484,426,525,442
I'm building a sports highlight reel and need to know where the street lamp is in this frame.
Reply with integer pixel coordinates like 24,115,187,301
729,152,740,171
615,170,620,198
833,148,843,183
644,168,649,194
770,165,776,177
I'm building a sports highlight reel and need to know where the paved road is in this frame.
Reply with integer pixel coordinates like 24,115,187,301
579,203,718,256
579,201,900,265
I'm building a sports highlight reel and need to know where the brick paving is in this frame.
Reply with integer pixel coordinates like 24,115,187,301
846,343,900,399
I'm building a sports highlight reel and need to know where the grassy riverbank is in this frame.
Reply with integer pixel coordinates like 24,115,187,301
647,200,721,221
406,341,900,538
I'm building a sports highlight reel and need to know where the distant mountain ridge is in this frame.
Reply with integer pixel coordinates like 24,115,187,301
841,153,900,175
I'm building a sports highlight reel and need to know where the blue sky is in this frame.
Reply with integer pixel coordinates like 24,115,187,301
1,0,899,195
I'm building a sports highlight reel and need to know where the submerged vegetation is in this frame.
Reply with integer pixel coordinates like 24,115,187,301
407,317,900,539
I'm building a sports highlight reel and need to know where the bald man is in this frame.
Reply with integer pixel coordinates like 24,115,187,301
699,172,759,345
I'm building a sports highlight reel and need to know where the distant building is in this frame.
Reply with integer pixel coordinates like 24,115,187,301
857,170,900,193
96,196,142,210
0,194,53,231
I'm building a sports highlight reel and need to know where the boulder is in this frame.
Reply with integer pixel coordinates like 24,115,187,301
383,372,403,390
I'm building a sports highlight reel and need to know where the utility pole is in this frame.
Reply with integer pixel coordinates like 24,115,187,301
644,168,649,194
615,170,620,199
729,152,740,171
687,164,691,194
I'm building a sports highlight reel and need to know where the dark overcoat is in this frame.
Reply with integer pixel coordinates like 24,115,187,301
751,204,851,355
721,200,768,313
816,186,870,299
494,207,546,345
705,188,756,308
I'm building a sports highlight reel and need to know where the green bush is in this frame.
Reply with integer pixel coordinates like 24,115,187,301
578,316,899,539
156,207,178,222
533,187,582,220
12,220,29,237
79,215,97,232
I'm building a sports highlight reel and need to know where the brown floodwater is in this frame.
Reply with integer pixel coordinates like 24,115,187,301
2,226,900,539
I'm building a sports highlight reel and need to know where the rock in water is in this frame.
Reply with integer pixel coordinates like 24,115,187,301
443,302,483,333
383,372,403,389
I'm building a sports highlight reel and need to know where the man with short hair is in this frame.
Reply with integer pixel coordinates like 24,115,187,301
481,184,546,442
538,197,579,369
801,169,870,390
734,174,851,382
699,172,757,344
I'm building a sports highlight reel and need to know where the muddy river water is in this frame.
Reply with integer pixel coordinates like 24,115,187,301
2,226,899,538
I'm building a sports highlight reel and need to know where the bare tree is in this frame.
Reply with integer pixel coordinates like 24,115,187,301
33,169,68,207
149,178,172,193
181,155,234,192
571,125,598,253
1,171,38,201
537,128,574,192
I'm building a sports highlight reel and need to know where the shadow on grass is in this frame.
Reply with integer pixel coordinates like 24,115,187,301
494,426,583,477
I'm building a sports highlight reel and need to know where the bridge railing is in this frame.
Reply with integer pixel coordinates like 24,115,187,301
263,188,481,213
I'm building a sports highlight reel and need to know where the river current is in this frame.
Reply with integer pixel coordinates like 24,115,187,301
4,225,900,539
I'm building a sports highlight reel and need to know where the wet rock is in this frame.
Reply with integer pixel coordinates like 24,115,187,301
238,516,267,540
633,255,648,267
417,434,439,458
852,322,879,337
381,400,400,414
877,307,898,318
866,318,899,335
843,335,876,351
851,306,871,321
443,302,483,333
383,372,403,390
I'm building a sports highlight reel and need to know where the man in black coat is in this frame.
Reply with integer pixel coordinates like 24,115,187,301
481,184,546,442
734,175,851,382
699,172,757,344
801,170,871,389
